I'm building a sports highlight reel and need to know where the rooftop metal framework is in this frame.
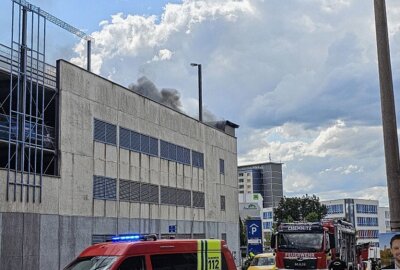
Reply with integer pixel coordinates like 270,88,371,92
0,0,93,202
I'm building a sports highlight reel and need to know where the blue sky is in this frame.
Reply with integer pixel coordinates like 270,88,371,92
2,0,400,207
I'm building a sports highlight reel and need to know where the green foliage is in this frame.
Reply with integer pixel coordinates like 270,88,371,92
273,194,327,225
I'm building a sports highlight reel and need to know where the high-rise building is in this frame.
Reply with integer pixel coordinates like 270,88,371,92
238,162,283,208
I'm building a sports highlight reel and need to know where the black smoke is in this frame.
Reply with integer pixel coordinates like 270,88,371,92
128,76,182,111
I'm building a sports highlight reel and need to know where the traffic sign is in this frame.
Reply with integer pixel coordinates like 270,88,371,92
246,219,263,255
169,225,176,233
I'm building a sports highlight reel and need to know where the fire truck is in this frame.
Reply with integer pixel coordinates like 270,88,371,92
271,219,357,269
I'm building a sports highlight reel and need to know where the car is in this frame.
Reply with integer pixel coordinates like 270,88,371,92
247,253,276,270
64,234,237,270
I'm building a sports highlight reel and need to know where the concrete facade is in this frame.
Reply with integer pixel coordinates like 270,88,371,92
0,60,240,269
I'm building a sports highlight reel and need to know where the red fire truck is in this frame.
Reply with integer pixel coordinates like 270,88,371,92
271,219,357,269
64,234,237,270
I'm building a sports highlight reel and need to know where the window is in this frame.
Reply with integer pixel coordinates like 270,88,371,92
356,204,377,214
151,253,197,270
263,212,273,219
94,119,116,145
93,175,116,200
160,140,190,165
118,256,146,270
220,195,226,211
357,217,378,226
193,191,205,208
263,222,272,229
357,230,379,239
119,126,158,157
119,180,140,202
326,204,344,214
220,159,225,174
192,150,204,168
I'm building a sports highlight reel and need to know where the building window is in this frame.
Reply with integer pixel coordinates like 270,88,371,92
93,175,116,200
326,204,344,214
119,126,159,156
357,217,378,226
192,150,204,169
357,230,379,239
160,140,191,165
220,195,226,211
356,204,377,214
220,159,225,174
94,119,116,145
263,212,273,219
193,191,205,208
263,222,272,229
385,211,390,219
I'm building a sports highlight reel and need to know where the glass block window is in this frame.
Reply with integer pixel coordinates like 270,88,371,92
193,191,205,208
220,159,225,174
93,175,116,200
220,195,226,211
94,119,116,145
192,151,204,169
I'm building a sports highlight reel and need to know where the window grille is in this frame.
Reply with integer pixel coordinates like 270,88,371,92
119,127,130,149
131,131,141,151
119,179,130,201
140,134,150,154
160,186,170,204
193,191,205,208
177,189,191,207
149,137,158,156
160,140,168,159
93,175,116,200
94,119,117,145
130,181,140,202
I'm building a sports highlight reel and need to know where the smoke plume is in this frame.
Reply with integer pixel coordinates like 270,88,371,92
128,76,182,111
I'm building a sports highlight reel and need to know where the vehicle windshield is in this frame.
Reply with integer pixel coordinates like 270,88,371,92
64,256,118,270
251,257,275,266
277,233,323,252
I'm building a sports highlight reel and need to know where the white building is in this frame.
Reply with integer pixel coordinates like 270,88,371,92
322,199,380,245
378,206,391,233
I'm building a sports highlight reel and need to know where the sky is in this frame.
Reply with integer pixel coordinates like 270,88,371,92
2,0,400,207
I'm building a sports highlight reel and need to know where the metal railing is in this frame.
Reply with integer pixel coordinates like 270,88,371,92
0,43,56,88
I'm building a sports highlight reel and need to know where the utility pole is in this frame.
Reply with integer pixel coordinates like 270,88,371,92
374,0,400,232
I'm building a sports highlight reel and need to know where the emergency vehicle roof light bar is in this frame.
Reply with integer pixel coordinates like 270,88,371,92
111,234,158,242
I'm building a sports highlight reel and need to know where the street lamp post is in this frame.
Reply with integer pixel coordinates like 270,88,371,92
190,63,202,122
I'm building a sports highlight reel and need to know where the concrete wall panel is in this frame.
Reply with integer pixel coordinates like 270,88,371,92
22,213,40,270
1,213,23,269
39,215,60,270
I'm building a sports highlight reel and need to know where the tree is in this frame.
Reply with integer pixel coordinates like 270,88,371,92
273,194,327,225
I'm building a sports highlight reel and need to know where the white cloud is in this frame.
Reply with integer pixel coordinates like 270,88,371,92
67,0,400,206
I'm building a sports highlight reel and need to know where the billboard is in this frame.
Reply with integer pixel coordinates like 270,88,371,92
379,232,400,269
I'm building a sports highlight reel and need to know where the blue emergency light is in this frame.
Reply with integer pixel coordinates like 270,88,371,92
112,234,143,242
